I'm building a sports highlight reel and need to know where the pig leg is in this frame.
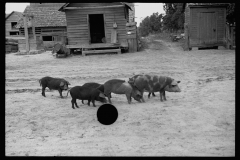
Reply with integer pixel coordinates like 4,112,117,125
87,99,91,106
126,93,131,104
71,99,75,109
58,89,63,98
159,90,164,102
41,86,46,97
107,94,112,104
91,99,96,107
163,91,167,101
148,92,151,98
71,99,79,109
152,92,156,97
141,91,145,102
82,100,84,104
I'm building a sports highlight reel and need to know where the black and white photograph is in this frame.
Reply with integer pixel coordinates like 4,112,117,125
5,2,235,156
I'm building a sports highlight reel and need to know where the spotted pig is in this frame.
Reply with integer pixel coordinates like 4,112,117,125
128,74,181,102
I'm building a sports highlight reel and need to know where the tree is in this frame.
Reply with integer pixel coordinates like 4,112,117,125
138,12,163,37
162,3,184,32
226,3,235,24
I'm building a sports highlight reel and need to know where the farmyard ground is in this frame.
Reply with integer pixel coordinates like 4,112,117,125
6,36,235,156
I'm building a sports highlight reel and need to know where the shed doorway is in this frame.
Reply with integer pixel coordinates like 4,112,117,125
89,14,106,43
198,12,217,44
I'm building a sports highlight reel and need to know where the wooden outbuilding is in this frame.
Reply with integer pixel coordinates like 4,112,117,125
58,3,137,55
5,11,23,36
184,4,228,50
16,3,67,50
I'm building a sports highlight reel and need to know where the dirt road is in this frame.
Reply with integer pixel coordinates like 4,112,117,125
6,37,235,156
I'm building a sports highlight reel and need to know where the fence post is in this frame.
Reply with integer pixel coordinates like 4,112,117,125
184,23,190,51
23,14,29,52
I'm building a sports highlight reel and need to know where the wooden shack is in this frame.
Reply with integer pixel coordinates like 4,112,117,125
16,3,67,50
58,3,137,55
5,11,23,36
184,4,227,50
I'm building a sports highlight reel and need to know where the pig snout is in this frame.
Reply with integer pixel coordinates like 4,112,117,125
164,85,181,92
133,95,142,102
101,98,107,103
63,84,68,90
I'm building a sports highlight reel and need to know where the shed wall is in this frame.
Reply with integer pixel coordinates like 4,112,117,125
188,7,226,46
67,3,121,7
65,6,127,45
5,12,21,36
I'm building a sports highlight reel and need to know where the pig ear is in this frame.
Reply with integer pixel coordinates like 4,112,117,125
177,81,181,83
99,92,105,98
60,81,64,87
171,79,178,85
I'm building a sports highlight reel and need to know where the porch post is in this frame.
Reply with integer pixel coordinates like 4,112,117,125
23,14,29,52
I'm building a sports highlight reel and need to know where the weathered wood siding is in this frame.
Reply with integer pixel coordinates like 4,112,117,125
187,6,226,47
65,3,127,45
5,12,21,36
19,27,67,48
67,3,121,7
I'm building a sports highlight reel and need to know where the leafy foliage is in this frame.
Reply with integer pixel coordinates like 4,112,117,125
226,3,235,24
162,3,184,32
138,12,163,37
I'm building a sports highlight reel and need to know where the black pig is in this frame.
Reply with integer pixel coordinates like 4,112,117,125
66,86,107,109
82,82,111,104
39,76,70,98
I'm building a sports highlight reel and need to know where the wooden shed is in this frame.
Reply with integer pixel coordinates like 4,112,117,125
58,3,137,55
5,11,23,36
184,4,227,50
16,3,67,50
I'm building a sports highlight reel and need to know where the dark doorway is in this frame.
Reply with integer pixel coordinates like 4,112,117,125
89,14,105,43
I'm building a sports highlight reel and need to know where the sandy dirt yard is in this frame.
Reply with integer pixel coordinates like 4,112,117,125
6,36,235,156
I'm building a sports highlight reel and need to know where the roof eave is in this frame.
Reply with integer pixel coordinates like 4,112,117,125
6,11,14,20
58,2,132,11
121,2,133,11
58,3,69,12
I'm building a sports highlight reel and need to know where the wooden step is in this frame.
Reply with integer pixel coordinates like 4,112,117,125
82,48,121,56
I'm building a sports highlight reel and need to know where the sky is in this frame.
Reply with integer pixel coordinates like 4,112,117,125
5,3,165,26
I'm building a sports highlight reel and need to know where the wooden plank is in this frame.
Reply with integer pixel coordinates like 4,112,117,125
103,14,107,43
67,42,128,49
126,26,136,31
126,34,136,39
127,39,137,53
66,9,125,15
23,15,29,52
111,29,118,43
67,3,121,7
64,5,124,10
82,49,121,56
184,23,190,51
126,22,137,26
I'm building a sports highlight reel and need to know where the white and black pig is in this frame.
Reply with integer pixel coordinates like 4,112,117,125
128,74,181,102
103,79,142,104
39,76,71,98
66,86,107,109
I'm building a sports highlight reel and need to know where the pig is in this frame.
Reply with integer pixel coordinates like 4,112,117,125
39,76,70,98
81,82,111,104
128,74,181,102
129,75,156,98
66,86,107,109
103,79,142,104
